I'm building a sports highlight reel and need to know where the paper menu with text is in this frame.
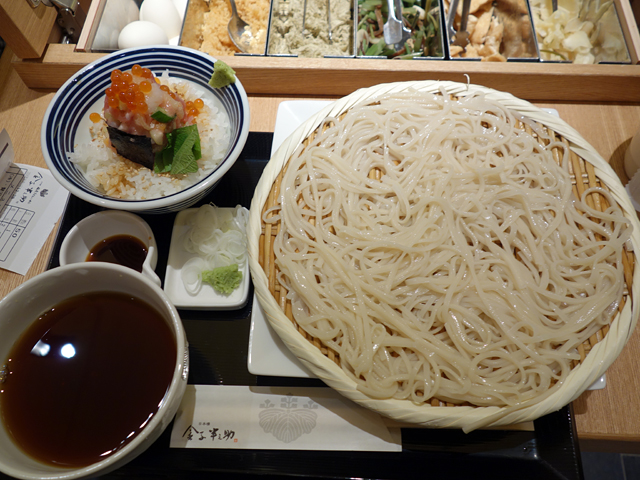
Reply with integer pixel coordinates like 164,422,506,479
0,129,69,275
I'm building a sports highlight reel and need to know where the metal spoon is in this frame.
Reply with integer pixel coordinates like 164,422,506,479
227,0,253,53
327,0,332,42
383,0,411,49
452,0,471,48
447,0,460,41
302,0,333,41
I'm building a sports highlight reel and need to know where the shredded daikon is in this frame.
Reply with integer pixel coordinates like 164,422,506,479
181,203,249,295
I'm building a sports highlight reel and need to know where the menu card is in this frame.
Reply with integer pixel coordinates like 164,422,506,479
0,130,69,275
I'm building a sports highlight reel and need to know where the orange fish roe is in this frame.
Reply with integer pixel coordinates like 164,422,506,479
139,80,152,93
104,64,206,135
105,64,151,114
89,112,102,123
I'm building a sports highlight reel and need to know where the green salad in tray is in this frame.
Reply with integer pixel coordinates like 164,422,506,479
357,0,443,58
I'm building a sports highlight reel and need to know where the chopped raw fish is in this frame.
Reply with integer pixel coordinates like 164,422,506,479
103,64,205,169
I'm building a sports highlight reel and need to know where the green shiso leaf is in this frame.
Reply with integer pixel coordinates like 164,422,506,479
202,264,242,294
154,124,201,175
151,109,176,123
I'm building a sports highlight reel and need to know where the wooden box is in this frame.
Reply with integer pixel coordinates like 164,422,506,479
6,0,640,102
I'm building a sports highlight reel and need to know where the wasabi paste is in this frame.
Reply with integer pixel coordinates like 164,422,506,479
202,264,242,294
208,60,236,88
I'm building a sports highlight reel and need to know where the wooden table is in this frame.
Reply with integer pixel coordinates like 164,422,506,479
2,44,640,452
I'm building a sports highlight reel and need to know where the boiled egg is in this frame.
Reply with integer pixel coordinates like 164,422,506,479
118,20,169,49
139,0,182,39
172,0,188,21
93,0,139,50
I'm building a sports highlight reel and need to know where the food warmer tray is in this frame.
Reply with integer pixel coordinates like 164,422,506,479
7,132,585,480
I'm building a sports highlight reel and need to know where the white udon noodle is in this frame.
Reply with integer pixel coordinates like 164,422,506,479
266,90,631,410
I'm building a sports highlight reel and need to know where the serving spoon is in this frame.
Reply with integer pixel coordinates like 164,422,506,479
383,0,411,49
227,0,254,53
452,0,471,48
302,0,333,42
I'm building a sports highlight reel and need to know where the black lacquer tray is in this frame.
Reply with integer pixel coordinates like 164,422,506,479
11,132,584,480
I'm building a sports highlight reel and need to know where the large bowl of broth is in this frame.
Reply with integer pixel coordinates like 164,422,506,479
0,263,189,479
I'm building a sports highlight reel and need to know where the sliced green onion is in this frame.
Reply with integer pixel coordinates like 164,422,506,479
151,110,175,123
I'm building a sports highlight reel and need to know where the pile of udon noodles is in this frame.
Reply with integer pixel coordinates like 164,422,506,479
249,81,639,431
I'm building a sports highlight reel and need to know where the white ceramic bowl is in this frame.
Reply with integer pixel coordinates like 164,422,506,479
59,210,160,285
41,45,250,214
0,263,189,479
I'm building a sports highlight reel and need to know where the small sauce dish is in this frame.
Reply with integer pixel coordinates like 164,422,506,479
59,210,161,286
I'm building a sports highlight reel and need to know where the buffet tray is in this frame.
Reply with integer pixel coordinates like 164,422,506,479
6,0,640,102
18,131,586,480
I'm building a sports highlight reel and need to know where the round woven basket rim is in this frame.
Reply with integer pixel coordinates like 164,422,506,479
247,80,640,430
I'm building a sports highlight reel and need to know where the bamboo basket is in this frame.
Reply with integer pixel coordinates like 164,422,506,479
247,80,640,431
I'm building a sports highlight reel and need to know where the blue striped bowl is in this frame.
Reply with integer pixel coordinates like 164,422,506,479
41,46,250,214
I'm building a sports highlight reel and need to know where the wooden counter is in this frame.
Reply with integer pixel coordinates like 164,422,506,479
2,43,640,451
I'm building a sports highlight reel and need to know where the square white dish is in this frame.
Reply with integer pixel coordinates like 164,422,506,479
248,295,314,377
164,208,250,310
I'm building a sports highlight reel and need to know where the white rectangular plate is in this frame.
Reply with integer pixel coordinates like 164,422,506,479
247,101,330,377
164,208,250,310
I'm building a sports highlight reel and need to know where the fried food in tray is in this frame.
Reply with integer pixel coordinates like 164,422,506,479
180,0,269,55
444,0,539,60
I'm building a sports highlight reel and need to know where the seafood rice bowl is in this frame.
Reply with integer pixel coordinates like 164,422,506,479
41,46,250,214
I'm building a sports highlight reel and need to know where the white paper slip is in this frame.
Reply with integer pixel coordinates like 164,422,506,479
0,130,69,275
170,385,402,451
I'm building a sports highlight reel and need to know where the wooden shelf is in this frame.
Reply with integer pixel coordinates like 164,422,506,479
8,0,640,103
11,43,640,102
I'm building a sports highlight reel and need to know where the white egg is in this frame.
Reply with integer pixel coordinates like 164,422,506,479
172,0,188,20
118,20,169,49
139,0,182,39
92,0,140,49
124,0,140,25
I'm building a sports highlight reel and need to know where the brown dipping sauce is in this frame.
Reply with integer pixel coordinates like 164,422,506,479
0,292,176,467
87,234,148,272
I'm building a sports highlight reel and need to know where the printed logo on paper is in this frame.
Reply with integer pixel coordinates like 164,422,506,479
258,394,318,443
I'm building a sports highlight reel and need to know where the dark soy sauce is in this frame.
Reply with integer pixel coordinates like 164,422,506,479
86,235,148,272
0,292,176,467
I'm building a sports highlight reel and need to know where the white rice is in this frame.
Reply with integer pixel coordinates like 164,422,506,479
69,73,231,200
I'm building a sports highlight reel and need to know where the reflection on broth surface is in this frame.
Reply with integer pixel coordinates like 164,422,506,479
0,292,176,467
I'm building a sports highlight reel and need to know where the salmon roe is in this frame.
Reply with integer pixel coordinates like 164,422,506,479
104,64,205,118
110,69,122,83
185,99,204,118
105,64,152,114
89,112,102,123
